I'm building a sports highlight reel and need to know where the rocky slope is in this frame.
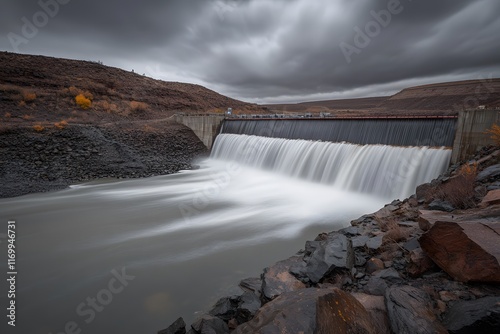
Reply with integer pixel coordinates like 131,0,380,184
160,146,500,334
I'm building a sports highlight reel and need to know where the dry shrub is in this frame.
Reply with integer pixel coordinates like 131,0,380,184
22,90,36,102
18,100,26,107
33,124,44,132
75,94,92,109
68,86,93,99
383,221,408,243
54,120,68,129
141,124,156,132
4,112,11,118
22,114,32,120
485,123,500,146
130,101,148,112
95,100,118,113
436,163,478,209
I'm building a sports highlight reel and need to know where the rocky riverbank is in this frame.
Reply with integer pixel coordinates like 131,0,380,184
0,121,207,198
160,146,500,334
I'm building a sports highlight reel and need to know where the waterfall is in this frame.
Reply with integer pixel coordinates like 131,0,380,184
221,118,457,147
211,134,451,200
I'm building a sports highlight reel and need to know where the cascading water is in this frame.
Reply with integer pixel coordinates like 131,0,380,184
0,131,452,334
212,134,451,200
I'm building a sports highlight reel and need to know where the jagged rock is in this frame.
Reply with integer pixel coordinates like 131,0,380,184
366,235,384,250
403,237,420,252
364,277,388,296
233,288,376,334
352,293,391,334
262,256,305,300
191,315,229,334
291,233,354,284
480,189,500,208
238,277,262,299
352,235,370,248
209,296,238,321
407,248,436,277
316,290,377,334
428,199,455,212
385,286,448,334
419,221,500,283
236,291,261,324
366,258,384,274
476,164,500,182
158,317,186,334
443,296,500,333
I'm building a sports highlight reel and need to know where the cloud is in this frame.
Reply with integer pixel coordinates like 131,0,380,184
1,0,499,103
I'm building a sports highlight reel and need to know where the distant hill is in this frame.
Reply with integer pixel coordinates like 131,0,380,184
265,79,500,116
0,52,261,125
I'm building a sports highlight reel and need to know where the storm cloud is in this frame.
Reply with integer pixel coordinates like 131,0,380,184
1,0,499,103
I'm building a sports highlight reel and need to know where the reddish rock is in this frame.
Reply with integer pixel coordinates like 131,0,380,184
419,221,500,283
234,288,377,334
479,189,500,208
418,210,454,231
407,248,437,277
352,293,391,334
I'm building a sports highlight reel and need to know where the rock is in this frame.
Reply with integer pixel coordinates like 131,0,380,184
374,206,394,219
476,164,500,182
191,315,229,334
233,288,376,334
407,248,436,277
480,189,500,208
366,235,384,251
352,235,370,248
262,256,305,300
339,226,360,236
316,290,377,334
385,285,448,334
428,199,455,212
238,277,262,299
291,233,354,284
419,221,500,283
443,296,500,333
403,237,420,252
364,277,388,296
366,258,384,274
352,293,391,334
158,317,186,334
236,291,261,324
416,182,435,202
487,181,500,191
209,296,238,321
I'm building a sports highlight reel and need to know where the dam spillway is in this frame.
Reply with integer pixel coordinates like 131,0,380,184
221,117,457,147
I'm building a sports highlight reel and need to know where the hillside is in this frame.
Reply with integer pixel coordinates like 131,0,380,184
0,52,261,126
265,79,500,116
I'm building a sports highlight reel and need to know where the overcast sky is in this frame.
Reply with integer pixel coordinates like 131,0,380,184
1,0,499,103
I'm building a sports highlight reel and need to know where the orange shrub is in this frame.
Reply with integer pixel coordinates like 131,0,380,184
436,163,478,209
485,123,500,146
33,124,45,132
22,91,36,102
75,94,92,109
18,100,26,107
4,112,11,118
95,100,118,113
54,120,68,129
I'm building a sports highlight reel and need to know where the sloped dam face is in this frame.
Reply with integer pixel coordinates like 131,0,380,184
0,119,452,333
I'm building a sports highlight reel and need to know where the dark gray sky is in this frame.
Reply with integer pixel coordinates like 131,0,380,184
1,0,499,103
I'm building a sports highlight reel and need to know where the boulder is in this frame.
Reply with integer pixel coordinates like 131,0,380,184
443,296,500,333
209,296,238,321
385,286,448,334
407,248,436,277
238,277,262,299
366,258,384,274
291,233,354,284
366,235,384,251
476,164,500,182
236,291,261,324
233,288,376,334
428,199,455,212
352,293,391,334
262,256,305,300
191,315,229,334
419,221,500,283
480,189,500,208
158,317,186,334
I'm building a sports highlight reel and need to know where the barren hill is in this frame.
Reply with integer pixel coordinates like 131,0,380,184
0,51,260,126
265,79,500,116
